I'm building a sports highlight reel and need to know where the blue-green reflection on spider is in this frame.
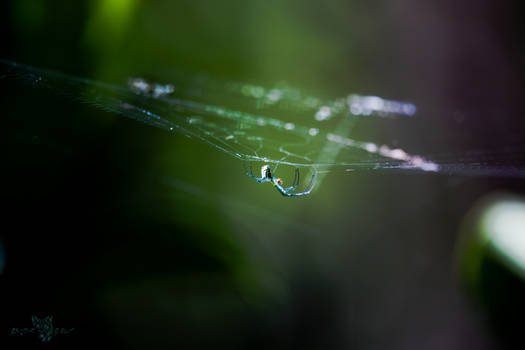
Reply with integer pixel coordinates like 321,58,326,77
244,162,317,197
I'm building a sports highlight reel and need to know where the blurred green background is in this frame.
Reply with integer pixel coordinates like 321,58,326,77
2,0,525,349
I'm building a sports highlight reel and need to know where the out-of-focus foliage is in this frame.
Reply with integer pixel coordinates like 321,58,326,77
3,1,525,349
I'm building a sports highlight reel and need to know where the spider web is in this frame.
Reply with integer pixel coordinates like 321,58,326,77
2,59,525,194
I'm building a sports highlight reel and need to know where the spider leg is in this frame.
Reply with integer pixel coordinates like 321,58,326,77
294,167,300,187
243,161,269,183
243,161,254,178
243,161,258,180
284,167,300,192
273,162,280,175
285,170,317,197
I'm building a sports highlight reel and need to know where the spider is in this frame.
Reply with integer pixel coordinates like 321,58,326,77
244,162,317,197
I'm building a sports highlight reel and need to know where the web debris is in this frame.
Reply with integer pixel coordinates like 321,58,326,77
128,77,174,98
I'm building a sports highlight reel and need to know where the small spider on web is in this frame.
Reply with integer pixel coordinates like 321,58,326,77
244,162,317,197
3,59,525,201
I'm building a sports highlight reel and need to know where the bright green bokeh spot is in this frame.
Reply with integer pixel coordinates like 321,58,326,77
84,0,140,80
458,194,525,301
481,199,525,279
85,0,139,45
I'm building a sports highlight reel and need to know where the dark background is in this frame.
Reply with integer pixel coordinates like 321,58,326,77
1,1,525,349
